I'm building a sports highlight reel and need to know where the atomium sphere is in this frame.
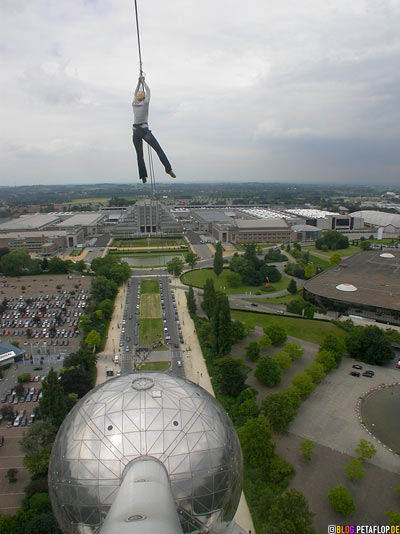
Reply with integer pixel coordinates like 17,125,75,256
49,372,243,533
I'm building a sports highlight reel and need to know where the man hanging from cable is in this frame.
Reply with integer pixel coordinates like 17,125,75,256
132,75,176,184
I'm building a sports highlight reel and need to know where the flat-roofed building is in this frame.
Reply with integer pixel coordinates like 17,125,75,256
232,218,291,243
0,213,60,233
0,228,83,253
291,224,322,242
55,213,105,236
285,208,363,231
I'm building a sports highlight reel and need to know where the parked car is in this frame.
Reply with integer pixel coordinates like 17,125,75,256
352,364,363,370
362,370,375,377
350,371,360,377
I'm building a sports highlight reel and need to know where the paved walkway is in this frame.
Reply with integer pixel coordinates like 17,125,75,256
173,284,255,534
96,282,128,386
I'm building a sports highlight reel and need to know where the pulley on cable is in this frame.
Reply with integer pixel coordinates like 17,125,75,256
131,0,176,186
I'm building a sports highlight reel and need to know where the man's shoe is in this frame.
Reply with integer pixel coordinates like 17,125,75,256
141,176,147,184
166,170,176,178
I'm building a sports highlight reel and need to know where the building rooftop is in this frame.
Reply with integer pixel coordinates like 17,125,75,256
239,208,294,220
304,250,400,312
55,213,104,227
0,230,69,239
286,208,338,219
351,210,400,228
291,224,321,232
235,218,289,229
191,209,233,224
0,213,60,231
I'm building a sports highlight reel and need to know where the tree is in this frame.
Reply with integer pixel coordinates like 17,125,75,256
328,486,355,515
209,293,233,356
360,240,371,250
213,241,224,276
84,330,101,350
186,251,199,268
345,458,364,481
231,320,251,342
315,349,337,371
355,439,376,460
346,325,395,365
320,333,346,365
237,416,275,468
268,489,317,534
300,439,315,462
74,259,86,272
1,248,34,276
304,263,316,279
316,230,349,251
39,368,67,428
285,385,302,409
98,299,114,321
186,285,197,317
166,257,184,277
255,355,281,387
274,351,292,370
202,278,216,319
386,510,400,527
259,333,272,351
263,392,297,432
284,341,304,361
214,357,247,397
48,256,69,274
245,341,260,362
24,514,61,534
329,252,342,266
91,276,117,303
263,324,287,345
226,271,242,287
287,278,297,294
291,372,315,398
20,420,57,476
304,361,326,383
59,368,93,398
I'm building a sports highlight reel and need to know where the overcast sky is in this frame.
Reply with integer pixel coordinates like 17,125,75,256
1,0,400,186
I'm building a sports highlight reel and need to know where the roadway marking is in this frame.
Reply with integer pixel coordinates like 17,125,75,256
0,492,25,496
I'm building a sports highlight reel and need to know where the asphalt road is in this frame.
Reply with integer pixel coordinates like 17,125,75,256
118,275,185,377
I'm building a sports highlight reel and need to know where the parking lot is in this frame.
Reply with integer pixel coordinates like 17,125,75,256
0,274,91,355
0,350,64,514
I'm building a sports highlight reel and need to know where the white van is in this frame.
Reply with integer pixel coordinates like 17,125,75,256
113,355,119,364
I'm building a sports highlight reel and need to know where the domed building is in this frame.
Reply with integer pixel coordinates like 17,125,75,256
49,372,243,534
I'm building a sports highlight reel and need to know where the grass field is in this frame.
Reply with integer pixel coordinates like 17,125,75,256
138,318,163,346
303,245,361,258
137,361,170,371
308,253,330,269
70,249,82,256
112,238,185,248
181,268,290,295
70,197,110,204
231,310,346,344
140,294,161,318
140,279,159,293
249,290,303,305
138,279,163,344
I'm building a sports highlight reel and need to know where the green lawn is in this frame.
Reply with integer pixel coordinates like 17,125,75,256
249,290,303,305
140,279,159,294
138,318,164,346
308,254,330,270
70,249,83,256
136,361,170,371
303,245,361,258
231,310,346,345
181,268,290,295
140,294,161,318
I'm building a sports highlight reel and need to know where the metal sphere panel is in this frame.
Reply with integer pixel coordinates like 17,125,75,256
49,372,243,533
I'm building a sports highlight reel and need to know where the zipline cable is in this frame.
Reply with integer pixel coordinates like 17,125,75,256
133,0,143,76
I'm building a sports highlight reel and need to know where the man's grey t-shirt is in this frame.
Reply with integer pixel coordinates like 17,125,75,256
132,81,150,125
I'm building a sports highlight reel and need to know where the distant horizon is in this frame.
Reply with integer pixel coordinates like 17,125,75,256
1,180,400,189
